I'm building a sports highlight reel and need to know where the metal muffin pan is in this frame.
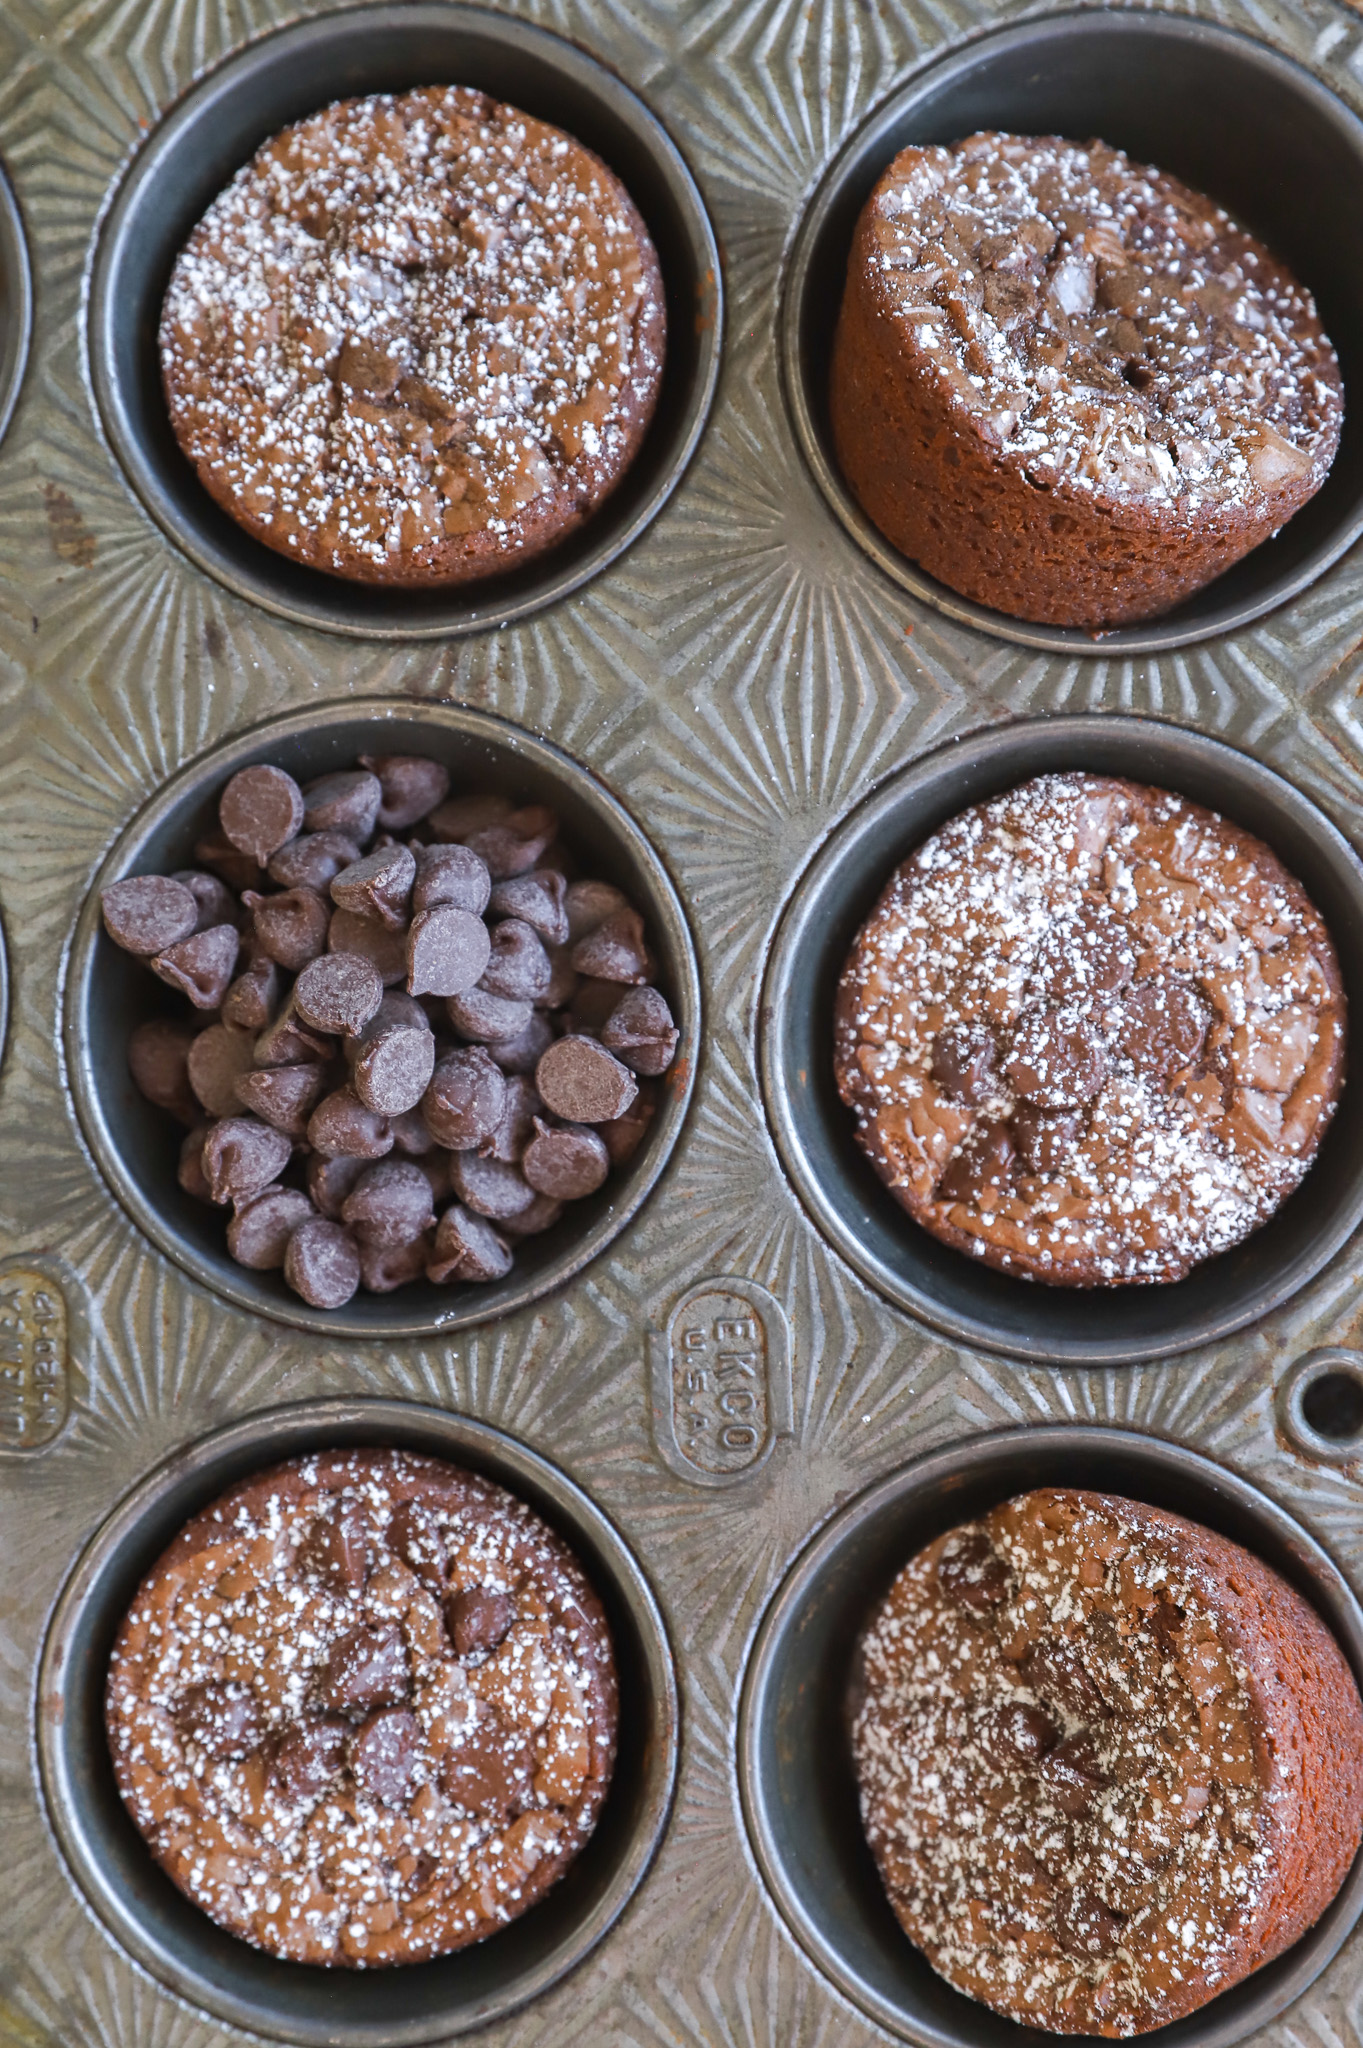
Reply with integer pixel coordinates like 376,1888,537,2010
87,1,722,641
781,9,1363,656
63,697,700,1337
739,1423,1363,2048
36,1396,679,2046
761,713,1363,1366
0,157,31,449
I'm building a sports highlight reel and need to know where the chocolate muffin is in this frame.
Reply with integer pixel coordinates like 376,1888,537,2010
851,1488,1363,2035
105,1449,617,1965
830,133,1343,628
833,772,1345,1286
160,87,666,586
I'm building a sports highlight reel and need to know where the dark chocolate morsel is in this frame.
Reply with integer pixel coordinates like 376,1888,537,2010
439,1722,534,1822
253,999,333,1069
331,844,416,930
268,830,363,892
386,1499,448,1583
283,1218,362,1308
171,869,238,933
226,1186,316,1269
234,1061,327,1138
219,765,305,864
522,1119,610,1200
479,918,551,1002
937,1530,1010,1609
245,888,330,972
464,804,558,879
412,843,491,915
450,1149,536,1220
601,1083,657,1166
931,1023,998,1106
445,1586,513,1657
328,907,409,985
295,951,385,1037
350,1706,420,1806
359,753,451,831
600,986,679,1076
500,1192,565,1238
352,1024,436,1117
571,907,651,984
1022,1640,1111,1723
302,769,382,842
427,792,511,843
341,1159,435,1248
128,1016,199,1120
174,1680,262,1760
307,1086,393,1161
407,905,491,997
178,1127,214,1203
222,952,279,1031
297,1501,369,1592
937,1120,1015,1207
982,1701,1058,1768
488,869,570,946
194,830,264,893
1006,1007,1108,1109
488,1011,555,1076
565,879,628,942
313,1622,410,1714
446,986,531,1044
479,1073,539,1163
536,1034,638,1124
359,1232,434,1293
1012,1104,1083,1175
1037,901,1137,999
151,924,240,1009
202,1116,292,1205
1112,974,1210,1082
306,1152,367,1220
426,1204,514,1283
423,1047,506,1150
566,976,623,1034
1055,1887,1126,1959
270,1716,349,1801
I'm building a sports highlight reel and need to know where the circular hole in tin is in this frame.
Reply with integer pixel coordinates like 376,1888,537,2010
759,714,1363,1365
0,158,33,447
781,9,1363,655
1301,1369,1363,1442
87,2,721,640
738,1422,1363,2048
64,697,700,1337
37,1396,679,2045
1278,1350,1363,1464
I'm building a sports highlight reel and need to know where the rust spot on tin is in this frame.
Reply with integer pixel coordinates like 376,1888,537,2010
649,1277,791,1486
42,483,97,569
694,265,718,336
0,1264,69,1448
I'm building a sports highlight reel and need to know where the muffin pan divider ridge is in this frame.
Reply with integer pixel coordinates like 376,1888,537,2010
5,1,1363,2046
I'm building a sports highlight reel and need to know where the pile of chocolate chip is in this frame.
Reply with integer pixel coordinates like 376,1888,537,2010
102,753,679,1308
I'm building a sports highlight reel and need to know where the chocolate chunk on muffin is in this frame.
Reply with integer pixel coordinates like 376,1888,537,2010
833,773,1345,1285
831,133,1343,628
105,1449,617,1965
161,87,666,586
852,1488,1363,2035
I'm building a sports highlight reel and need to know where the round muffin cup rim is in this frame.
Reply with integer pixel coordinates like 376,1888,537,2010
36,1394,681,2045
85,0,723,642
62,695,701,1338
737,1420,1363,2048
779,6,1363,657
0,156,33,450
758,712,1363,1364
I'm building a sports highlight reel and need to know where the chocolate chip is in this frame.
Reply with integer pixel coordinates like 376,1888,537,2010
302,769,382,841
983,1701,1058,1768
1040,1733,1110,1815
428,793,512,843
202,1116,292,1205
171,869,238,932
270,1716,349,1801
297,1502,369,1592
331,844,416,930
600,986,678,1076
488,869,569,946
537,1034,638,1125
1112,974,1209,1082
359,753,451,831
439,1723,534,1822
500,1193,565,1239
351,1706,420,1806
219,765,306,863
571,906,651,984
352,1024,436,1117
542,942,581,1010
931,1023,998,1105
412,843,491,915
222,952,279,1031
226,1186,316,1268
488,1011,555,1075
601,1083,657,1166
407,905,491,997
1037,902,1136,998
313,1622,410,1714
479,1074,539,1163
341,1159,435,1248
479,918,551,1002
1012,1104,1082,1175
450,1149,536,1220
938,1120,1015,1207
178,1127,213,1203
1022,1640,1110,1722
328,907,408,985
267,830,363,892
128,1017,198,1120
245,888,330,972
386,1103,436,1156
465,804,558,879
445,1586,513,1657
426,1204,514,1283
307,1086,393,1160
360,1232,434,1292
1006,1007,1108,1108
295,952,385,1036
174,1681,262,1760
386,1500,447,1583
253,999,332,1069
565,879,628,942
194,830,263,893
447,986,532,1044
523,1119,610,1199
423,1047,505,1150
1055,1887,1126,1958
306,1152,367,1220
284,1218,362,1308
938,1530,1010,1609
234,1061,328,1138
566,976,623,1034
151,924,241,1009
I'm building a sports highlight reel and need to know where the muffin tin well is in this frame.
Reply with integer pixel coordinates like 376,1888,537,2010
86,2,721,640
738,1423,1363,2048
64,698,700,1337
781,9,1363,655
1278,1351,1363,1466
0,158,31,449
760,714,1363,1365
36,1396,679,2046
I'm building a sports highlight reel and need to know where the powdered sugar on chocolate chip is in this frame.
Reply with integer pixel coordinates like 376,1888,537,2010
160,87,665,583
834,773,1345,1285
866,133,1342,513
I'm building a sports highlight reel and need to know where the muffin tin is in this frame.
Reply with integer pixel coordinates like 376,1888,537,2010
0,158,30,450
5,0,1363,2046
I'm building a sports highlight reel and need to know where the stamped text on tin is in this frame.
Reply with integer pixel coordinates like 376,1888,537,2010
0,1265,69,1449
650,1278,792,1486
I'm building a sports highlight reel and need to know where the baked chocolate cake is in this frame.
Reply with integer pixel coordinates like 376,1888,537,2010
852,1488,1363,2035
105,1449,617,1965
161,87,666,586
833,772,1345,1285
830,133,1343,628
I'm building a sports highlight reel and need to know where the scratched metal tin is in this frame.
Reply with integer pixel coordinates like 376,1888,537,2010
6,1,1363,2047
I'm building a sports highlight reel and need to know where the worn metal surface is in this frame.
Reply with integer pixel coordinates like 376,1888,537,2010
4,0,1363,2044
